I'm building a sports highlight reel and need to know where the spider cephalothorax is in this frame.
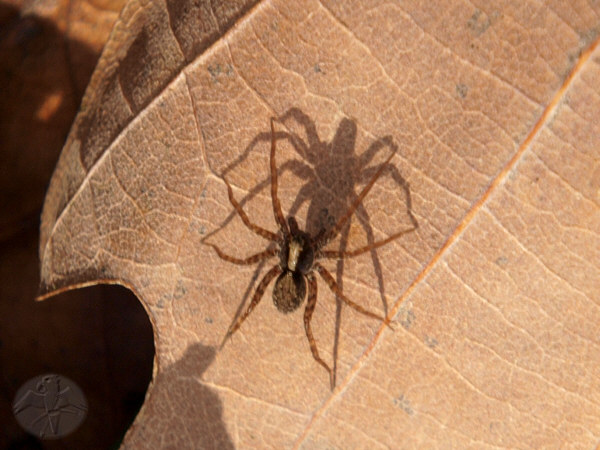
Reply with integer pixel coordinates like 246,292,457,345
204,117,417,389
272,216,315,313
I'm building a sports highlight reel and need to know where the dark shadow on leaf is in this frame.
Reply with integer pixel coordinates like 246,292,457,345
127,343,233,449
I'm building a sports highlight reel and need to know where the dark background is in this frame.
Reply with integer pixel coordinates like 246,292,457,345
1,3,155,448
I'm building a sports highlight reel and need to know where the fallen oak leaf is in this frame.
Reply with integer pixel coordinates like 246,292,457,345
39,0,600,447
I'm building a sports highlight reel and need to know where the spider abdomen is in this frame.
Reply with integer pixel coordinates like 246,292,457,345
273,271,305,313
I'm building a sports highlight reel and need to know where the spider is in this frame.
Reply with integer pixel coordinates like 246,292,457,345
205,118,416,389
216,108,417,320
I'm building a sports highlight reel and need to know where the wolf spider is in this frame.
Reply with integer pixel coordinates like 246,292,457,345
205,118,415,389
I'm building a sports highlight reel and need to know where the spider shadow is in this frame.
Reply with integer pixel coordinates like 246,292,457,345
204,108,417,386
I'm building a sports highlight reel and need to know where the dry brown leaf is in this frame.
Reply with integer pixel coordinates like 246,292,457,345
39,0,600,447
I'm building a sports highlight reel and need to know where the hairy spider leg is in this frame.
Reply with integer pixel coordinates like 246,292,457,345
314,263,393,328
206,244,277,265
320,142,419,258
222,177,278,241
329,160,419,249
221,265,283,348
315,148,397,249
320,227,416,259
270,118,290,235
304,274,335,389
